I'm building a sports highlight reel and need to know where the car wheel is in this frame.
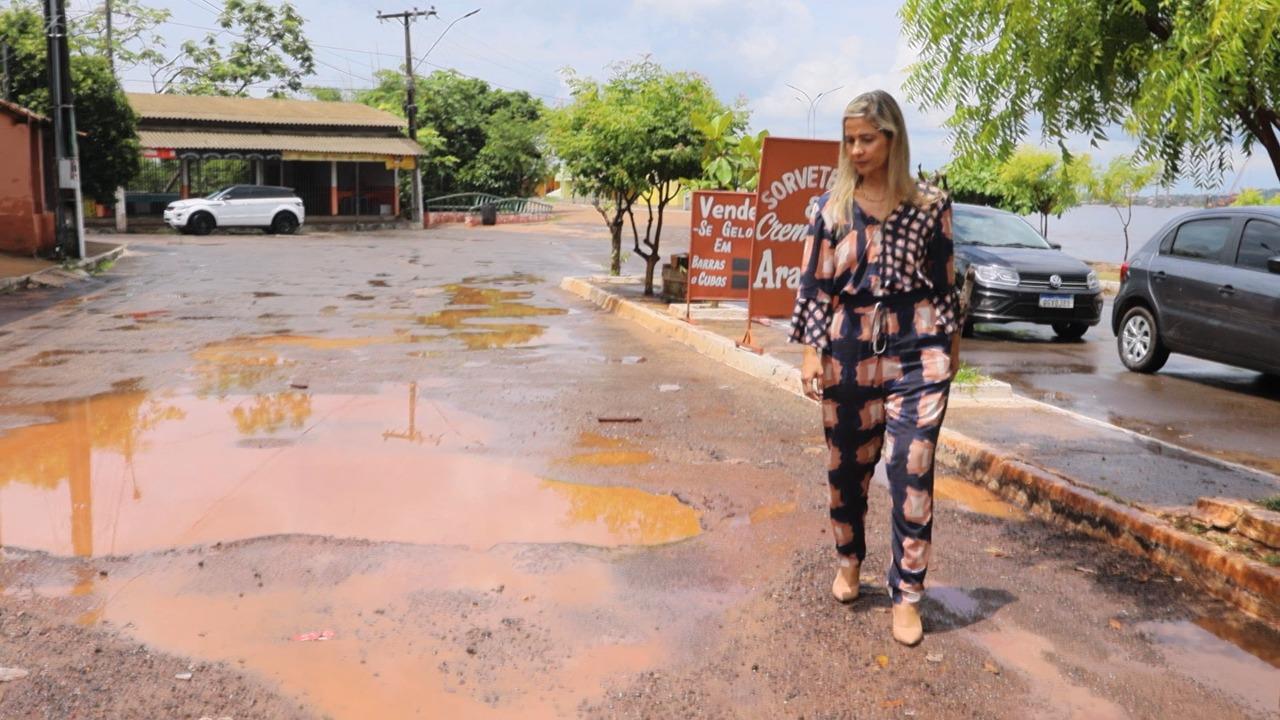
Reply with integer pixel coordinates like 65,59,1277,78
270,212,298,235
1052,321,1089,341
1117,306,1169,373
188,212,215,236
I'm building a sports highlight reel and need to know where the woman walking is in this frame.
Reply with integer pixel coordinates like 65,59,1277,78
790,90,960,646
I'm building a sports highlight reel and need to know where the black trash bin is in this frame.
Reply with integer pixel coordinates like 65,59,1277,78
480,203,498,226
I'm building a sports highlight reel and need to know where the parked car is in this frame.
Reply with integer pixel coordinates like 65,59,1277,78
1111,207,1280,376
952,203,1104,340
164,185,305,236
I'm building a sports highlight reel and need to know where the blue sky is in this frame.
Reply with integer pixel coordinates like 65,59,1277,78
81,0,1275,192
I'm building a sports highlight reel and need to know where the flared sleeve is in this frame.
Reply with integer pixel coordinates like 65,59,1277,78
928,193,960,335
788,195,835,353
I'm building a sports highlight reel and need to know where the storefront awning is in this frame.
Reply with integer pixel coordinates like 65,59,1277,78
137,130,424,157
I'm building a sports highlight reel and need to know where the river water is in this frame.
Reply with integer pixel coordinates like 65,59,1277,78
1028,205,1203,264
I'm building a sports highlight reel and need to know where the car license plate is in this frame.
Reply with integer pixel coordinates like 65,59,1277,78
1039,294,1073,309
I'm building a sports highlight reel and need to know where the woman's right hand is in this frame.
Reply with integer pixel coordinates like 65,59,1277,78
801,346,823,400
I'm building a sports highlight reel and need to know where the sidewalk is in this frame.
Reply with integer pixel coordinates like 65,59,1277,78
562,276,1280,625
0,241,125,292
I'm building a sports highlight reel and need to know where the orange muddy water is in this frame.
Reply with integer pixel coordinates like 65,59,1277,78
0,383,700,557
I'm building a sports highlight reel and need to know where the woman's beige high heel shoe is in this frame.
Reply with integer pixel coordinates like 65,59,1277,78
892,601,924,646
832,563,860,602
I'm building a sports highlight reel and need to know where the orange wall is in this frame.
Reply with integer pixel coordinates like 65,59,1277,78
0,113,56,256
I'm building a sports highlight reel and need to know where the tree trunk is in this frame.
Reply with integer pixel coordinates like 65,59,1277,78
610,220,623,275
1237,107,1280,186
643,255,659,297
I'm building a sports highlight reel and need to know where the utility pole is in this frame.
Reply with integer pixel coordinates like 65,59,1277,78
2,41,11,102
45,0,85,259
377,6,436,228
104,0,114,76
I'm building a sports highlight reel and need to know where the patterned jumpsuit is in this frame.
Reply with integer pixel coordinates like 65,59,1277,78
789,183,959,605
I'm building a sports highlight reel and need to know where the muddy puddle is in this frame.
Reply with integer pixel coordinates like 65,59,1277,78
558,431,654,467
0,384,700,557
11,544,715,720
1136,617,1280,715
973,625,1130,719
935,474,1027,520
414,284,567,351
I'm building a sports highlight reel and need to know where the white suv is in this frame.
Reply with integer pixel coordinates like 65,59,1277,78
164,185,306,236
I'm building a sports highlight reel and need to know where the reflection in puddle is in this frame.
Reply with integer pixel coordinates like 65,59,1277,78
1137,618,1279,715
935,474,1026,520
974,626,1128,719
231,391,313,436
543,479,701,545
560,431,653,467
0,384,699,556
748,501,796,525
416,284,566,350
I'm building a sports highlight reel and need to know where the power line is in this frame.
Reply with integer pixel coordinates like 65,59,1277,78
109,11,565,102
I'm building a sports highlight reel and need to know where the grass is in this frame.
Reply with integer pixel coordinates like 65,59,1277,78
953,362,987,385
1264,554,1280,568
88,258,116,275
1256,495,1280,512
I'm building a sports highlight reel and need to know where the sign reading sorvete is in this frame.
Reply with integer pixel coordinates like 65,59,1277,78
687,190,755,301
747,137,839,319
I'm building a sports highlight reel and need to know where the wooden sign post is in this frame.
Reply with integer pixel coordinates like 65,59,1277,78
686,190,755,319
742,137,840,350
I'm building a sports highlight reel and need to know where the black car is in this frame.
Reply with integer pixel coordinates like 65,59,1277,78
1111,207,1280,376
952,203,1104,339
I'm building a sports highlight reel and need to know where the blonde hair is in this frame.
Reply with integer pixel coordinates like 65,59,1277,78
826,90,927,227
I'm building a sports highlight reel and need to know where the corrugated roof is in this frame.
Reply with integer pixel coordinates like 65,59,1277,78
137,130,424,156
128,93,406,129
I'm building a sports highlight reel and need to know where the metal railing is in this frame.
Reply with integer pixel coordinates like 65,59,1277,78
425,193,553,216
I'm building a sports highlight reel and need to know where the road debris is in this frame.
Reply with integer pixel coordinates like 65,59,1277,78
0,667,29,682
291,630,336,642
175,672,193,681
597,416,643,423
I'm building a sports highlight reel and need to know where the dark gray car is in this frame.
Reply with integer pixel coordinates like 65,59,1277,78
953,203,1104,339
1111,207,1280,376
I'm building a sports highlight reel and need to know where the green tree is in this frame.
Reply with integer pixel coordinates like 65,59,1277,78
941,157,1008,208
550,59,730,292
0,4,140,203
902,0,1280,188
628,62,727,294
304,86,346,102
154,0,316,97
691,110,766,191
71,0,170,74
995,147,1091,237
1092,155,1162,261
1232,188,1267,206
356,69,547,197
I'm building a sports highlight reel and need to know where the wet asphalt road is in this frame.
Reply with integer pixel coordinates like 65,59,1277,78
961,304,1280,477
0,222,1277,718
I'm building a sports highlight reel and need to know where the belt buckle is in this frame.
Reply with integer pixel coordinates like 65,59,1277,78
871,302,888,356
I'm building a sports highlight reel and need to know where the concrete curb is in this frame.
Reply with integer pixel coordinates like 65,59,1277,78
938,429,1279,625
0,242,126,293
561,275,1280,627
561,276,803,397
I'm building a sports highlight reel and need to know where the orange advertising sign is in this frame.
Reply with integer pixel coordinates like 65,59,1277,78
747,137,839,319
688,190,755,302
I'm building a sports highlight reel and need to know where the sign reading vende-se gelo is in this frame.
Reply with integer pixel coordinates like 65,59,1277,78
747,137,839,319
688,190,755,301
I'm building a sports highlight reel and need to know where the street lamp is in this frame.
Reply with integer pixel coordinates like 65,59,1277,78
413,8,481,74
787,83,843,139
